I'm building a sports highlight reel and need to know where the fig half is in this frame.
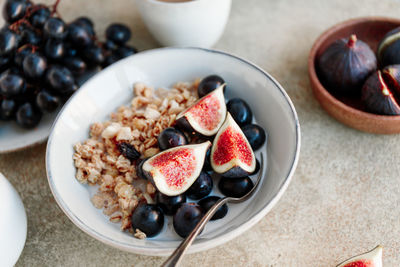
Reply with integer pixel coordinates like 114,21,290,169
336,245,382,267
176,84,226,136
211,113,256,177
361,70,400,115
142,141,211,196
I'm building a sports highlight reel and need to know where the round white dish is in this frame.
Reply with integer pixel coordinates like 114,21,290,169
135,0,231,48
0,173,27,266
0,113,56,153
46,47,300,256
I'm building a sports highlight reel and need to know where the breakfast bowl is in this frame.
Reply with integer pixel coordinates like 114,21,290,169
308,17,400,134
46,47,300,255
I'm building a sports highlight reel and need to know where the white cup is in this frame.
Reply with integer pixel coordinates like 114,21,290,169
135,0,232,48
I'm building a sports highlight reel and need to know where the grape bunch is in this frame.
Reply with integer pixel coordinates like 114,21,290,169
0,0,137,129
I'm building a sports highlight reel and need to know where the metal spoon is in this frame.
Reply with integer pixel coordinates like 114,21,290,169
162,154,264,267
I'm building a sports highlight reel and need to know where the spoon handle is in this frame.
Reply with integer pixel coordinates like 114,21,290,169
161,198,229,267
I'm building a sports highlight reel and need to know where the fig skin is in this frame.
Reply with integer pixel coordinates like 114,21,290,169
382,64,400,100
377,27,400,68
317,34,377,95
361,70,400,115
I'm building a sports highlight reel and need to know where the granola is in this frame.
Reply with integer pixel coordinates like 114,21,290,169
73,80,199,233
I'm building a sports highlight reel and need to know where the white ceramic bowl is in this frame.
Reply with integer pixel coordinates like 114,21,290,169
46,47,300,255
135,0,231,48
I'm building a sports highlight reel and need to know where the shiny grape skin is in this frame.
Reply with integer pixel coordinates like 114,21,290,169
156,192,186,216
197,75,225,97
36,90,60,113
157,127,187,150
242,124,266,150
105,23,131,45
218,176,254,198
115,45,137,59
186,171,213,200
43,17,66,39
226,98,253,127
82,46,105,66
67,23,93,48
2,0,27,23
15,102,42,129
0,28,19,56
63,57,86,75
198,196,228,221
173,203,204,238
45,65,76,94
14,46,32,67
131,204,164,238
0,71,25,97
22,53,47,79
0,98,17,120
44,38,65,60
29,6,51,29
20,28,42,46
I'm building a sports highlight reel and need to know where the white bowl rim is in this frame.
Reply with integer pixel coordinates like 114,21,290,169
45,47,301,256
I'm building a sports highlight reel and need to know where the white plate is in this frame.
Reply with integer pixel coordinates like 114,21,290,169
46,47,301,255
0,113,56,153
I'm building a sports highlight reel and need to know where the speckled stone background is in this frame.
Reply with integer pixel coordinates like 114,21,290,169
1,0,400,266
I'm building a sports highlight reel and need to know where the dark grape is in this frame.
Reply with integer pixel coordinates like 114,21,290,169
67,23,93,48
131,204,164,238
36,90,60,112
173,203,204,238
82,45,105,65
218,176,254,198
115,45,136,59
14,45,31,67
22,52,47,78
43,17,66,39
186,171,213,200
106,23,131,45
198,196,228,221
0,98,17,120
103,39,117,51
198,75,225,97
157,127,187,150
63,56,86,75
20,28,42,46
242,124,266,150
0,55,10,71
156,192,186,216
0,28,19,56
2,0,27,23
227,98,253,126
102,53,119,67
29,5,51,29
73,17,94,36
44,38,65,60
45,65,76,94
15,102,42,128
136,158,148,180
0,71,25,97
64,43,77,57
117,142,140,161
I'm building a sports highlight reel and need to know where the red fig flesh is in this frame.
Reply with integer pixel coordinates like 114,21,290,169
336,245,382,267
211,113,256,177
176,84,226,136
142,141,211,196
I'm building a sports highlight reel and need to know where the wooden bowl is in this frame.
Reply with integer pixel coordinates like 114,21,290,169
308,17,400,134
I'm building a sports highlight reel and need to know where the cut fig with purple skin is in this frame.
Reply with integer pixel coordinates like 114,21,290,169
176,84,226,136
361,70,400,115
318,34,377,94
336,245,382,267
382,64,400,99
211,113,256,177
142,141,211,196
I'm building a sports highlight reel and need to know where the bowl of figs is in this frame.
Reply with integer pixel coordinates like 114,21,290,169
308,17,400,134
46,47,300,255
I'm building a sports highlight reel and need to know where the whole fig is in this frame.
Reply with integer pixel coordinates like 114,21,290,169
377,27,400,67
318,34,377,94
